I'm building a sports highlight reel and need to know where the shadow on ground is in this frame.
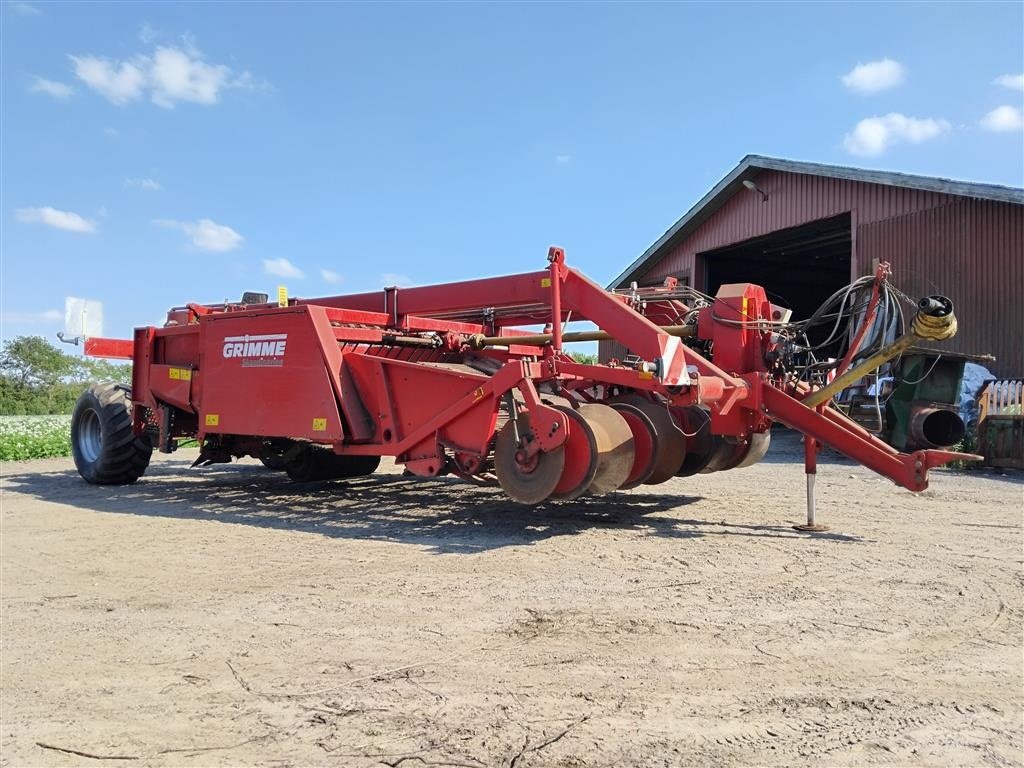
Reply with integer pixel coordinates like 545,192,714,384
4,459,863,553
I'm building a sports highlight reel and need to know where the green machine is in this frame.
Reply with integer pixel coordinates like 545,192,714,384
885,350,967,451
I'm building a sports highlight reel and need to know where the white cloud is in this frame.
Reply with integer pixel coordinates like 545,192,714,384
16,206,97,233
555,154,572,165
231,71,270,92
993,73,1024,92
980,105,1024,132
70,40,263,108
124,177,162,191
71,55,147,105
29,76,73,99
185,219,243,251
153,217,243,251
380,272,413,288
843,113,950,156
264,258,304,279
9,2,41,15
2,309,63,325
320,268,342,284
841,58,906,94
150,46,230,107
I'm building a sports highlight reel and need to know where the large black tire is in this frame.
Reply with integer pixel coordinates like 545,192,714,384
285,446,380,482
71,383,152,484
259,439,293,470
260,456,288,471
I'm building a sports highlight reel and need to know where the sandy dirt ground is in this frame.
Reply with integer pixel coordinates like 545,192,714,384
2,431,1022,767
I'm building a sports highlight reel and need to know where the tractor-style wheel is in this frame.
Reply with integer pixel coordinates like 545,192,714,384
71,383,152,485
260,456,287,471
259,439,292,470
285,446,381,482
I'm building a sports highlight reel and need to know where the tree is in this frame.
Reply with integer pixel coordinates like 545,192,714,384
81,357,132,384
0,336,78,388
569,352,599,366
0,336,131,415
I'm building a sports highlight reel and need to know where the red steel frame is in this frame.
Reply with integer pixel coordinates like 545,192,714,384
89,248,972,493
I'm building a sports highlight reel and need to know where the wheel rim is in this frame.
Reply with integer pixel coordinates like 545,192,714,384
77,408,102,463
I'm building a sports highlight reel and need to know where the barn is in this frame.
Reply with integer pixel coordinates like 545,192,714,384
604,155,1024,376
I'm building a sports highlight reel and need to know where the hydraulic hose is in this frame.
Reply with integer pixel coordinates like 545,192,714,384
801,295,957,408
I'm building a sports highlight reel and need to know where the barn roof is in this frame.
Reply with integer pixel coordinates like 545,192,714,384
609,154,1024,289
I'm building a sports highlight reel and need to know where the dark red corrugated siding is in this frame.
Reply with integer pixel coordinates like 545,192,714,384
638,170,1023,376
857,199,1023,375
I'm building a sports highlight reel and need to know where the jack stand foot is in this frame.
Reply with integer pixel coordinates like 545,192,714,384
793,523,830,532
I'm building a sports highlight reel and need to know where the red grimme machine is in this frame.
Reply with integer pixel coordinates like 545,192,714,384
70,248,977,527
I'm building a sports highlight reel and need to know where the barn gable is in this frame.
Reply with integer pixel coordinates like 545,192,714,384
606,156,1024,375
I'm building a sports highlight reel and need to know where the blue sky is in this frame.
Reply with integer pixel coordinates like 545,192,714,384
2,1,1022,346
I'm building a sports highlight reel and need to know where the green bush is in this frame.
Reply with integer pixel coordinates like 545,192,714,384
949,424,985,470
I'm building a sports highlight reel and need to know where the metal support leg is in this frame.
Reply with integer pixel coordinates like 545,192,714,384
794,435,829,532
548,249,564,352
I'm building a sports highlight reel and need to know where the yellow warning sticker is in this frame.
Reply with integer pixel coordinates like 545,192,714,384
277,285,288,307
540,277,552,288
312,417,327,431
472,387,486,401
205,414,219,427
169,367,192,381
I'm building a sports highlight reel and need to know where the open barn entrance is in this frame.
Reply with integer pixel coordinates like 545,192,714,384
700,213,852,332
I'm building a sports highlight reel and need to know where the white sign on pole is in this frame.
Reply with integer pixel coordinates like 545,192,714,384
65,297,104,338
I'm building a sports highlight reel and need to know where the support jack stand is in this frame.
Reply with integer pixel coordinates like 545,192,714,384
794,435,829,532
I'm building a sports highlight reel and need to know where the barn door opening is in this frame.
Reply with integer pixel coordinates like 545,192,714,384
699,213,852,336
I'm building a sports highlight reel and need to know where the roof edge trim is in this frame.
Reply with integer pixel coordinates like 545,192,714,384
607,154,1024,289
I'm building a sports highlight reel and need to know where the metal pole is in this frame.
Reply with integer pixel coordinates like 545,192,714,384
794,434,828,532
468,324,695,349
548,254,563,352
505,392,520,445
806,473,816,525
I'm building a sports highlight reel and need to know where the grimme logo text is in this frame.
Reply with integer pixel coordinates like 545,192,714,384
223,334,287,359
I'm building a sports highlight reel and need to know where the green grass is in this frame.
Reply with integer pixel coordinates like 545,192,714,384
0,415,72,461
